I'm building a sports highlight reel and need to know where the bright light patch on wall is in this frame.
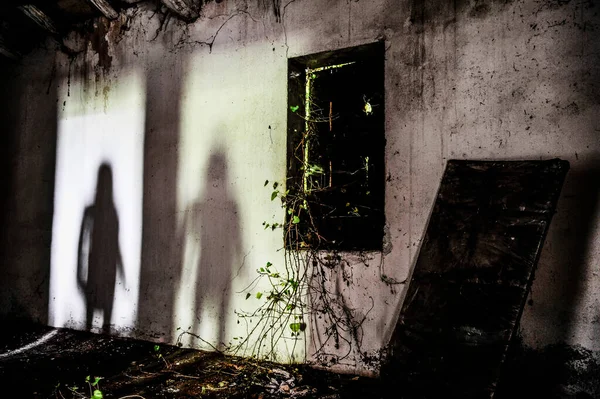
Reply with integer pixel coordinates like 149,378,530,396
171,43,301,360
49,67,145,335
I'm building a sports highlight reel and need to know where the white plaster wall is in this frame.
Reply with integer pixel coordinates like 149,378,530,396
49,65,145,333
1,0,599,376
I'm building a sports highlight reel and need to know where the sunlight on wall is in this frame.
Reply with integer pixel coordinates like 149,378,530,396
49,66,145,335
171,42,302,360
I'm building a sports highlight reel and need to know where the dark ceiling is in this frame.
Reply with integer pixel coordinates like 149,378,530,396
0,0,208,60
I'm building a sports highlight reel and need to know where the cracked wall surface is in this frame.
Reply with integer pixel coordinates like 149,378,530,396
0,0,599,377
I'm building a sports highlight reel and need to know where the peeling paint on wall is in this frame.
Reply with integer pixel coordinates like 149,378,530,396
90,17,112,72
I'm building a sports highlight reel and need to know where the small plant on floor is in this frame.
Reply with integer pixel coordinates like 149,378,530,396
87,376,104,399
67,376,103,399
153,344,171,369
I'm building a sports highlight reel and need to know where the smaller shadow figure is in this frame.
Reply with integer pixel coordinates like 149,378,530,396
186,152,242,349
77,163,124,334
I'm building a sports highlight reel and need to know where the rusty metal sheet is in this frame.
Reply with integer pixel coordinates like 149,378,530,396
385,159,569,398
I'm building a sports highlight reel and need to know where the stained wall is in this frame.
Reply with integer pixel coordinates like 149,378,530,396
0,0,598,376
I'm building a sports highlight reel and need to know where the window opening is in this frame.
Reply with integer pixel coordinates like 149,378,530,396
286,42,385,250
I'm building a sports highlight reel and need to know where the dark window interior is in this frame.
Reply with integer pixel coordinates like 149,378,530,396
286,42,385,250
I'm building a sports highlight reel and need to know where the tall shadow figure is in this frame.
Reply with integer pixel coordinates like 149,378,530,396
77,163,124,334
186,152,241,349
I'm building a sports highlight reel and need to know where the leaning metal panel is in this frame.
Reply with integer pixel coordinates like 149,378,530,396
386,159,569,398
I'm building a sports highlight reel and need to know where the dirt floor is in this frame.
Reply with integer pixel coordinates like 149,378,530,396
2,321,599,399
0,321,385,399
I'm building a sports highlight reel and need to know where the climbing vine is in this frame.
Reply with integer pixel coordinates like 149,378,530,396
233,179,376,366
232,62,377,366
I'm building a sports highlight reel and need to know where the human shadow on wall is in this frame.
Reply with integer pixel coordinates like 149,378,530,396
77,163,124,334
184,151,242,349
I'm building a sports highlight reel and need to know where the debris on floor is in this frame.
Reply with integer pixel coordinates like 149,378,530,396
0,321,384,399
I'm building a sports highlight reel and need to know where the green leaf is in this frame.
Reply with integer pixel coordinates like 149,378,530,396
85,376,91,383
92,389,103,399
266,262,272,268
93,377,103,386
256,292,263,299
289,322,306,333
287,208,293,214
273,181,279,189
306,164,324,176
271,191,278,201
292,215,300,224
290,105,299,112
245,293,251,300
264,180,269,187
154,345,160,352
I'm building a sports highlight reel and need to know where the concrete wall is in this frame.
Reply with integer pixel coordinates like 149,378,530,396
1,0,599,376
